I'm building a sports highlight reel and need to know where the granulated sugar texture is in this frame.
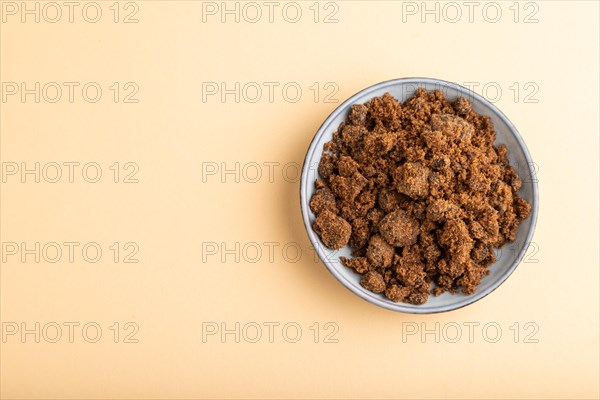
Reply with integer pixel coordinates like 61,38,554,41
310,89,531,305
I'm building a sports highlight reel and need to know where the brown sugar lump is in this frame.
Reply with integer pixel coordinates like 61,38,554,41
309,187,337,215
514,197,532,219
309,88,532,304
340,256,372,274
384,285,411,302
393,162,430,198
312,210,352,250
426,199,462,222
378,210,420,247
438,218,474,264
348,104,368,125
430,113,474,144
366,235,395,268
359,271,386,294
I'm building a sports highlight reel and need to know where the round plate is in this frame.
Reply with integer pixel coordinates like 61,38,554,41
300,78,539,313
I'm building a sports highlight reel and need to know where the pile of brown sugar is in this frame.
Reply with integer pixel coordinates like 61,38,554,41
310,89,531,305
